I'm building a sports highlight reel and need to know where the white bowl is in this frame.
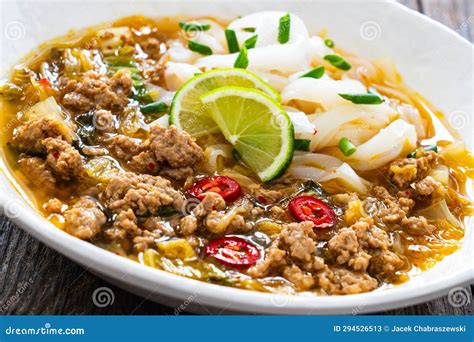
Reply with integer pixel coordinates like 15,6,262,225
1,0,472,314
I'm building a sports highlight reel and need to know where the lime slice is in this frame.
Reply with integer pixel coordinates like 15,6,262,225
169,68,280,138
200,86,294,182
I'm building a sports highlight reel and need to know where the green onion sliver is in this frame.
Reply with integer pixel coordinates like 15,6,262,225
278,13,291,44
324,39,334,48
179,22,211,32
323,54,351,70
234,46,249,69
294,139,311,151
188,40,213,55
300,66,325,79
140,101,168,115
225,29,240,53
338,93,384,105
244,34,258,49
338,137,357,156
407,145,438,158
242,27,256,32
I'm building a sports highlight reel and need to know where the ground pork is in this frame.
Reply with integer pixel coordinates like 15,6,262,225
12,116,73,153
317,266,378,295
63,197,106,240
61,70,132,113
401,216,436,236
192,192,226,217
103,134,144,161
129,151,161,174
389,151,438,188
415,176,442,196
140,37,163,59
179,215,198,235
248,221,318,280
279,221,316,265
103,172,184,216
43,137,83,180
371,186,415,224
247,238,287,278
43,198,65,214
18,157,56,190
149,125,203,168
328,218,402,275
160,166,194,180
282,265,315,291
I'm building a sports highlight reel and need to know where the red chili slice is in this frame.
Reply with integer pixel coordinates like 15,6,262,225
288,195,336,229
205,236,261,268
39,77,51,88
188,176,242,202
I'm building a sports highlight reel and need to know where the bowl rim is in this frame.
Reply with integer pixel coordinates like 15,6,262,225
0,0,473,314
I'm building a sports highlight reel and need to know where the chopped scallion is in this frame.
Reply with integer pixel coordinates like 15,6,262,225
242,27,256,32
278,13,291,44
338,137,357,156
244,34,258,49
188,40,213,55
299,66,325,79
407,145,438,158
140,101,168,115
338,93,384,105
323,54,351,70
234,46,249,69
179,22,211,32
324,39,334,48
225,29,240,53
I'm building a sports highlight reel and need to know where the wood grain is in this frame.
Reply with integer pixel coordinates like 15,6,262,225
1,0,473,315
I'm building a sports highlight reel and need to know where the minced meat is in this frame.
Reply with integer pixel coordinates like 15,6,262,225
63,196,106,240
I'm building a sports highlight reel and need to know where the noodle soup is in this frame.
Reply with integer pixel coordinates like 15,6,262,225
0,12,472,295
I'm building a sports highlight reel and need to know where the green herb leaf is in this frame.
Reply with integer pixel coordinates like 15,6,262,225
225,29,240,53
324,39,334,48
188,40,213,55
323,54,351,70
338,93,384,105
294,139,311,151
234,46,249,69
278,13,291,44
299,66,325,79
244,34,258,49
338,137,357,157
140,101,168,115
179,21,211,32
242,27,256,32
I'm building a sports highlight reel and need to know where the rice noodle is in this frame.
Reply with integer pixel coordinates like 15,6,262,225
289,153,370,194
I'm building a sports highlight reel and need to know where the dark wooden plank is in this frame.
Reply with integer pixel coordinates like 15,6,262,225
1,1,473,315
421,0,473,41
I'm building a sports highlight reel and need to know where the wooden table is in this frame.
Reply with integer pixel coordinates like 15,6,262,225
1,0,473,315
